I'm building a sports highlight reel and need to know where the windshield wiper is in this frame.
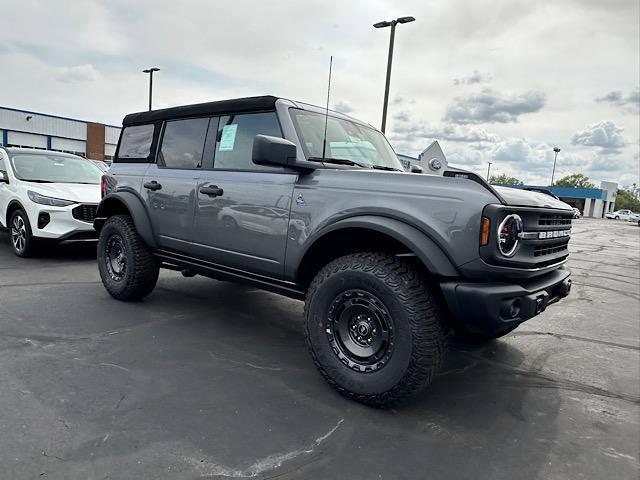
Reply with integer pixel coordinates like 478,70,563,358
308,157,367,168
21,179,54,183
371,165,403,172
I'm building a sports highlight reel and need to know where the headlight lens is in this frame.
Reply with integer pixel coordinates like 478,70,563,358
27,190,76,207
497,214,523,257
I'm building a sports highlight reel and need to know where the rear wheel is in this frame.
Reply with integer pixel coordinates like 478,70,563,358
97,215,159,301
10,209,34,257
304,253,446,407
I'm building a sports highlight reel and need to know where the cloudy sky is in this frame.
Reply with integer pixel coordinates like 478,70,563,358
1,0,638,186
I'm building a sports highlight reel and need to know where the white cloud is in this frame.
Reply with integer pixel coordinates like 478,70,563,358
444,89,546,124
54,64,100,83
571,121,627,151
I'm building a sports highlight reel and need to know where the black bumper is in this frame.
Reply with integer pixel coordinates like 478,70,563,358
440,267,572,336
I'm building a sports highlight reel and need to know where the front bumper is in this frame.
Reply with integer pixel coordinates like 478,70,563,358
440,267,571,336
30,205,97,241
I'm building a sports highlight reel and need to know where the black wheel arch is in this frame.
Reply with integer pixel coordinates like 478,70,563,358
94,192,157,248
293,215,459,288
6,200,27,227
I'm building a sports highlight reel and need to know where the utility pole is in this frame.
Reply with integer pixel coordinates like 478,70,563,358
142,67,160,111
551,147,561,186
373,16,415,133
486,162,493,182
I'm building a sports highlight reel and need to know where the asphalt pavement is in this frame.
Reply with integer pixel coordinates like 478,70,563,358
0,218,638,479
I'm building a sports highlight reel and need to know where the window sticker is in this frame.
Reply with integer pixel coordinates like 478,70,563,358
219,124,238,151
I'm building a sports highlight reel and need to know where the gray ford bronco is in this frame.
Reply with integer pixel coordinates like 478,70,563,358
94,95,573,406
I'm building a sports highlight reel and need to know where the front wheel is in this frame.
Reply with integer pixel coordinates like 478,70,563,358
304,253,446,407
10,209,34,257
97,215,159,301
615,216,620,220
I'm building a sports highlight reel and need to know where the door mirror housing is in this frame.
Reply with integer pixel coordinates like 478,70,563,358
0,170,8,183
252,135,298,168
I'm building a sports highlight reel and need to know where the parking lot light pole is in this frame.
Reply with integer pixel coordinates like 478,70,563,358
551,147,561,186
374,16,415,133
142,67,160,111
487,162,493,182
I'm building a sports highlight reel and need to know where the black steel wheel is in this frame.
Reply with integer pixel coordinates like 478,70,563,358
326,289,394,373
305,252,446,407
10,209,34,257
97,215,159,301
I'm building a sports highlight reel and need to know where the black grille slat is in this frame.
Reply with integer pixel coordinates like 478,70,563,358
72,204,98,223
534,239,570,257
538,213,572,227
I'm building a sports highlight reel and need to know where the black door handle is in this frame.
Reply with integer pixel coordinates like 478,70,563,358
200,185,224,197
144,181,162,191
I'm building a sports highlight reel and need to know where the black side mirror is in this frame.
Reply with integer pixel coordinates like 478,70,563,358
252,135,298,168
0,170,8,183
410,164,423,174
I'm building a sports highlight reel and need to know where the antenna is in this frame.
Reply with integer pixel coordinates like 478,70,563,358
321,56,333,159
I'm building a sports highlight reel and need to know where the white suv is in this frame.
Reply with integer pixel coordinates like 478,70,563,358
0,147,102,257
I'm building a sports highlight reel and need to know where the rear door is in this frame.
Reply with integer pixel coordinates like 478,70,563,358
142,117,211,253
192,111,296,278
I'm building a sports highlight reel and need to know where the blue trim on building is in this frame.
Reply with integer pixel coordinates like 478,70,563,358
46,135,52,149
501,184,607,200
0,105,121,129
1,129,7,145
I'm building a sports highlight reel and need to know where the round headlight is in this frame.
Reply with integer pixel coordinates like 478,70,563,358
497,214,523,257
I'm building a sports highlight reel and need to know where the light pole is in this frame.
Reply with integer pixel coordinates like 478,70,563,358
374,16,415,133
142,67,160,111
550,147,560,186
486,162,493,182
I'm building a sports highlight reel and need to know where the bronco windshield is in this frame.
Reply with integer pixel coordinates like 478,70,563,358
290,109,403,170
9,153,102,184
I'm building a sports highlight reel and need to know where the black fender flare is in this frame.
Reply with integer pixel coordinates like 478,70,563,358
295,215,459,278
93,191,157,248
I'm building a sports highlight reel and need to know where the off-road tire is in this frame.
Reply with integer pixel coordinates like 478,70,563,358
304,252,446,407
10,209,34,257
97,215,159,301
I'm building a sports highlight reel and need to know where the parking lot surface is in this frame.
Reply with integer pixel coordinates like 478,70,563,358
0,218,638,479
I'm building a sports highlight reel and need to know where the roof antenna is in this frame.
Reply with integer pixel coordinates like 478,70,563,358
321,56,333,159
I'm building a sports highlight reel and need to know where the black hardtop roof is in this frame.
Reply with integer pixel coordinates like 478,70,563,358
122,95,279,125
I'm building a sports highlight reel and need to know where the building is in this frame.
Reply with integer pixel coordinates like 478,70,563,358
0,106,121,161
503,182,618,218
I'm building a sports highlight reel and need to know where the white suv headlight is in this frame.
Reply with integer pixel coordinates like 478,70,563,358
27,190,77,207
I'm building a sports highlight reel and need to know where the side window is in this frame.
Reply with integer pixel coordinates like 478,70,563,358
214,112,282,170
118,124,154,159
158,117,209,169
0,153,6,171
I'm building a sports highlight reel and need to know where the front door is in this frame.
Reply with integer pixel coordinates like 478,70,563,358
192,111,296,278
142,117,211,253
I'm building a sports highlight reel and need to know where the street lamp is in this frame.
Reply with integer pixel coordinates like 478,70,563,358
142,67,160,111
373,16,415,133
551,147,561,186
486,162,493,182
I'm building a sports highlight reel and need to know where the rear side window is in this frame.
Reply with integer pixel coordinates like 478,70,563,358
158,118,209,169
0,152,6,171
214,112,281,170
118,124,154,159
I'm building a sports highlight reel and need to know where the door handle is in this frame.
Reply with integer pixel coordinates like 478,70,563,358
144,181,162,191
200,185,224,197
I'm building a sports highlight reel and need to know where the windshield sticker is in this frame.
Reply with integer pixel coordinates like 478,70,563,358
219,124,238,151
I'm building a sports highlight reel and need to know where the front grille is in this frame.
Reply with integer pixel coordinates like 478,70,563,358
534,239,569,257
72,204,98,223
538,214,572,226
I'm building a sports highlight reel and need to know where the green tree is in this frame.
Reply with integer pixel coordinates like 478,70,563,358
489,174,523,186
615,187,640,211
554,173,596,189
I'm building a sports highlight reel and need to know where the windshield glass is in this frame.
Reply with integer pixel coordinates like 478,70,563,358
290,109,403,169
9,153,102,184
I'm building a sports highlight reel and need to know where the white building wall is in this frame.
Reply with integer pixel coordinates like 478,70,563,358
0,108,86,140
105,126,121,145
7,131,47,148
51,137,86,154
105,143,117,157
